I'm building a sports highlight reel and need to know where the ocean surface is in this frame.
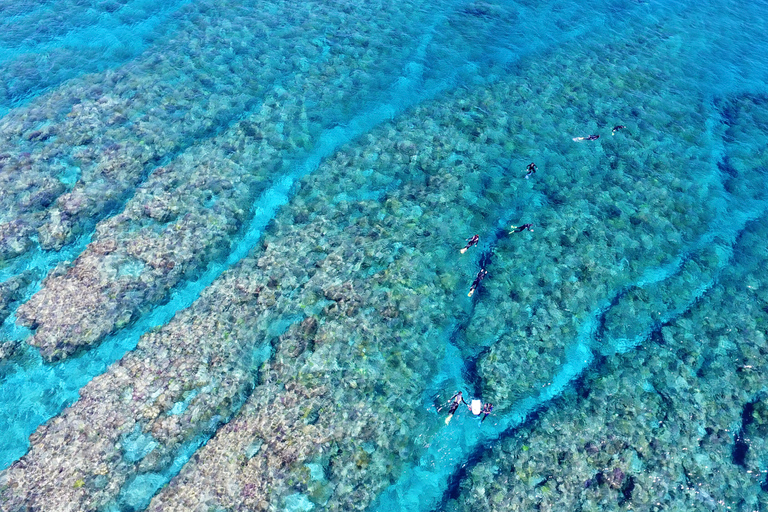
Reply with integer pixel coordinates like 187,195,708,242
1,0,768,510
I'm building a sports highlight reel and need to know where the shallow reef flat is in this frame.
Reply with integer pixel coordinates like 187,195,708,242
0,0,431,260
446,218,768,512
0,121,478,511
2,0,768,511
0,0,193,112
0,90,506,510
141,20,755,512
5,0,443,362
444,31,768,512
137,108,525,510
15,90,319,362
455,29,720,413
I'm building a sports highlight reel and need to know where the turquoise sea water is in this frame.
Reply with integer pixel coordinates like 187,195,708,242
1,0,768,511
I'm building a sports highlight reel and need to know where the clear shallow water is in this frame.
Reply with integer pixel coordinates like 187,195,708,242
1,0,768,511
0,0,194,116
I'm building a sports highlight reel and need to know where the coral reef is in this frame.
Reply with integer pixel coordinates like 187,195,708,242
10,0,452,361
0,94,492,510
2,1,768,511
0,0,433,263
446,220,768,512
444,55,768,512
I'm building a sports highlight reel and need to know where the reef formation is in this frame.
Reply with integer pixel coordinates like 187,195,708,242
1,1,768,511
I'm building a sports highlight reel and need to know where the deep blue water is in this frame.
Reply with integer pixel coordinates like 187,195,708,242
1,0,768,510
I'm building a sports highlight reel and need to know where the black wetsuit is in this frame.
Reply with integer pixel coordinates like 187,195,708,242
448,393,466,414
463,235,479,251
510,223,533,233
468,269,487,296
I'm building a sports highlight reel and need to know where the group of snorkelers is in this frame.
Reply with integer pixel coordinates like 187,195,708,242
450,223,529,423
461,221,533,297
444,124,628,425
460,123,626,297
439,391,493,425
450,215,533,424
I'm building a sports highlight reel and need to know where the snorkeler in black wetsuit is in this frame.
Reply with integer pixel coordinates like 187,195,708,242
468,268,487,297
445,391,467,425
509,223,533,234
524,162,537,179
573,134,600,141
612,125,625,135
481,403,493,423
460,234,480,254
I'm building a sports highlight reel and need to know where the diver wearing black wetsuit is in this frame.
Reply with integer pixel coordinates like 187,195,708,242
481,403,493,423
444,391,467,425
460,234,480,254
524,162,537,179
468,268,488,297
509,223,533,234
